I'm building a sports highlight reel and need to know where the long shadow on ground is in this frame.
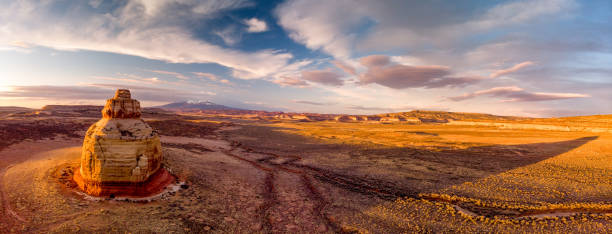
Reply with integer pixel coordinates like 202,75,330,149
223,125,598,200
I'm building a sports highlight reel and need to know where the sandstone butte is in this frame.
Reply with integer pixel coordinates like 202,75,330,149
73,89,174,197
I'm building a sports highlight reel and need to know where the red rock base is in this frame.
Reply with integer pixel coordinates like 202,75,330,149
73,168,176,197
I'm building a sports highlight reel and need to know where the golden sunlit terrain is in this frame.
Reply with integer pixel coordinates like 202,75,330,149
0,108,610,233
267,120,611,232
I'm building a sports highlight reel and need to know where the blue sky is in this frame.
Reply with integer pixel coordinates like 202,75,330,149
0,0,611,116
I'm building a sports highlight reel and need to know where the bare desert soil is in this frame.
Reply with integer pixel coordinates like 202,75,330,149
0,113,611,233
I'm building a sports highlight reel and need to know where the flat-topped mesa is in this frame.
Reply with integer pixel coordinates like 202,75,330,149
73,89,173,197
102,89,142,119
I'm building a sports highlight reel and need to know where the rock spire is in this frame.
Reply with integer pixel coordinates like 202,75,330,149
73,89,172,197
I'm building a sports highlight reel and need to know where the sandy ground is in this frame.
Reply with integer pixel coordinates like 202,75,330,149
0,121,610,233
0,138,82,231
0,131,382,233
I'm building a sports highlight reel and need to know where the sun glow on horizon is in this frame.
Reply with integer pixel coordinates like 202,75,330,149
0,85,10,92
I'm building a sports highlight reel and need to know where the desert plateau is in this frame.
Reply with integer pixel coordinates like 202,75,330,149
0,99,610,233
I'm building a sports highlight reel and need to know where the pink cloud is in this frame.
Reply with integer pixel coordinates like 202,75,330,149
449,86,589,102
357,55,478,89
192,72,234,85
490,61,535,78
360,55,391,67
301,70,344,86
192,72,218,81
292,100,336,106
360,64,449,88
93,73,176,85
331,60,357,75
273,76,309,87
150,70,189,80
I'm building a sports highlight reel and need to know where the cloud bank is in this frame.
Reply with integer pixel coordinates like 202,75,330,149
449,86,589,102
358,55,481,89
301,70,344,86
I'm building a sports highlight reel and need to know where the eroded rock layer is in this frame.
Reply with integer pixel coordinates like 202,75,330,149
74,89,172,197
73,166,174,197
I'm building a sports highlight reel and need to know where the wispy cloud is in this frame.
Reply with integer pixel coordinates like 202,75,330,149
94,73,172,85
244,18,268,33
214,26,241,45
292,100,336,106
346,105,402,112
192,72,233,85
149,70,189,80
273,76,310,87
9,41,31,49
490,61,535,78
346,105,448,112
0,84,203,102
448,86,589,102
0,41,33,53
331,60,357,75
193,72,219,81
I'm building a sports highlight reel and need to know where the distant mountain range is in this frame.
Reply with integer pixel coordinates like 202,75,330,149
155,101,241,111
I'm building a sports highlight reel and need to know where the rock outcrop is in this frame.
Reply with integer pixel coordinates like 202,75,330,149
73,89,172,197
